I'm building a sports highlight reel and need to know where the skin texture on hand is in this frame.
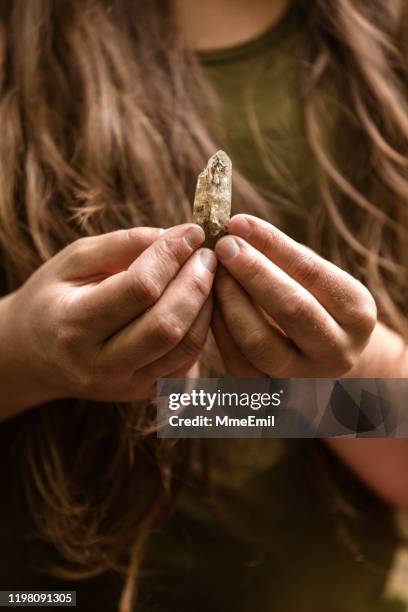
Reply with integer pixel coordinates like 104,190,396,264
2,213,408,509
212,214,378,378
0,223,217,418
211,213,408,511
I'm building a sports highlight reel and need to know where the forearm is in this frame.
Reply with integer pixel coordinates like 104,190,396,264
328,321,408,511
0,292,56,420
327,437,408,511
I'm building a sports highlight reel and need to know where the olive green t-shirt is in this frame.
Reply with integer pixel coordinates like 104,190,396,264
136,7,408,612
199,0,322,245
1,2,408,612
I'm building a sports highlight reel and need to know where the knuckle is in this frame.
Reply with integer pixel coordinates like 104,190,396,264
283,294,311,323
123,228,135,244
257,227,275,255
110,228,135,250
320,340,356,375
343,282,377,333
55,320,81,352
189,272,210,301
153,315,184,349
64,236,94,267
243,256,263,284
55,292,89,338
131,273,162,306
289,253,320,288
351,294,377,334
158,237,189,268
243,327,268,357
179,329,204,359
334,349,356,374
215,275,236,303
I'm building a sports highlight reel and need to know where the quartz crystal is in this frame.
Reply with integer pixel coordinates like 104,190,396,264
192,150,232,248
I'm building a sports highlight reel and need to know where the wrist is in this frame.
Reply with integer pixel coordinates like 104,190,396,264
346,321,408,378
0,290,60,419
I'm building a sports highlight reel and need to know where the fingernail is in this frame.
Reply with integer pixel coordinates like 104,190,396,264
230,216,250,237
216,236,240,261
199,248,217,272
185,226,205,249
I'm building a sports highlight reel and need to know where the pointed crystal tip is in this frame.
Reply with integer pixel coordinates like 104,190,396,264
192,151,232,248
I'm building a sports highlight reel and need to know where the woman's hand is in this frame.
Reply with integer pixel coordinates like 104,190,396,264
212,214,408,512
1,223,217,413
212,214,377,377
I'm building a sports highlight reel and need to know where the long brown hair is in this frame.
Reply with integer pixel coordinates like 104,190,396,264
0,0,407,610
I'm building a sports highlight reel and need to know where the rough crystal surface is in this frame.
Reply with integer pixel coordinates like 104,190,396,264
193,150,232,248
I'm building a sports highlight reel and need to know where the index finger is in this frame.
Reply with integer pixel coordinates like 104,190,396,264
214,235,345,356
227,214,376,329
75,223,205,338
